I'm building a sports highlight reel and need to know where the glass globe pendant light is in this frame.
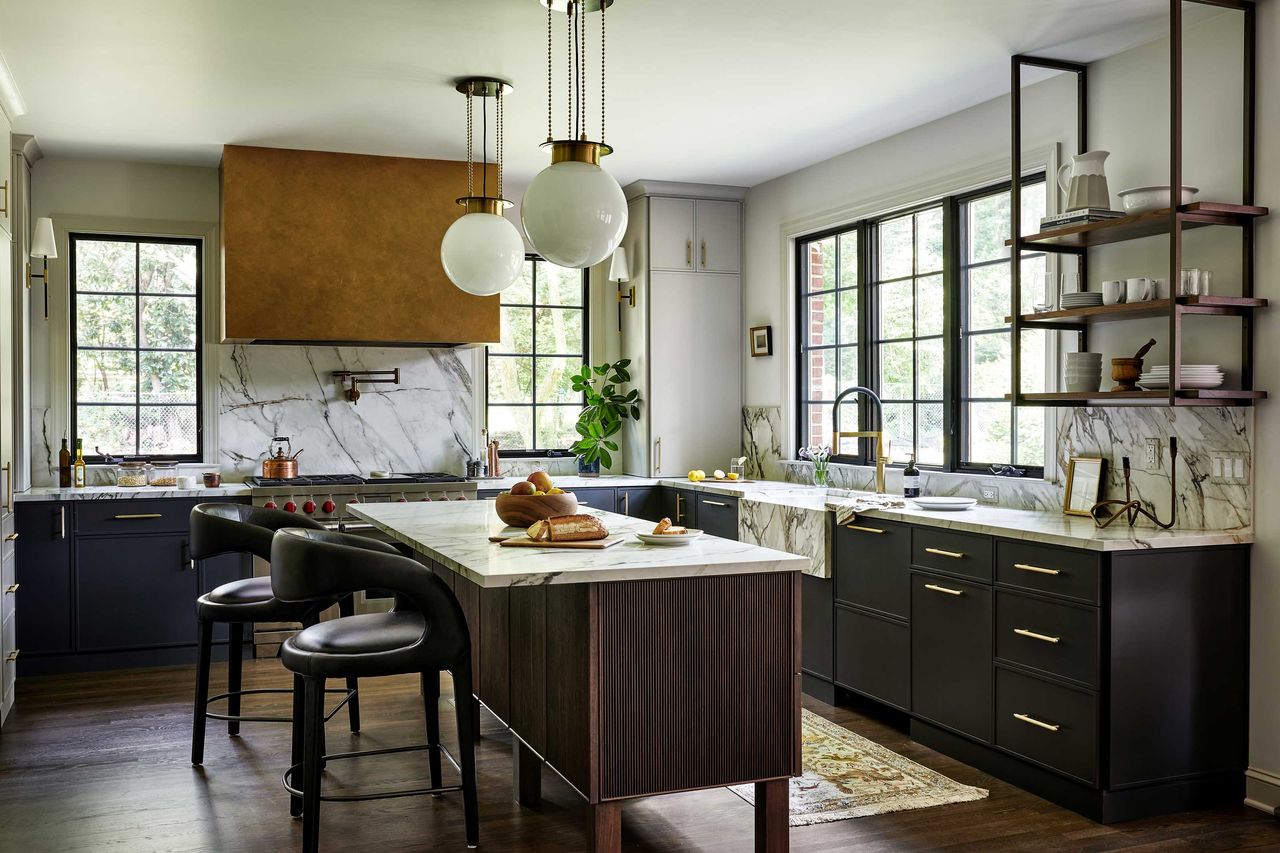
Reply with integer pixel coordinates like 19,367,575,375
521,0,628,269
441,77,525,296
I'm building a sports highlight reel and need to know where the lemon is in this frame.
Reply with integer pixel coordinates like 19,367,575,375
713,469,726,479
726,472,739,480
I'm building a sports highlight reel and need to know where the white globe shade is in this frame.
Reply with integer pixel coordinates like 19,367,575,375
521,160,628,268
440,212,526,296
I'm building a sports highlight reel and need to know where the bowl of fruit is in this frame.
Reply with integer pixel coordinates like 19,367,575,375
494,470,578,527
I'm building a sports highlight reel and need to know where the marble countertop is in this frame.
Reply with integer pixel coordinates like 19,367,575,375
347,500,809,588
476,474,663,491
15,484,253,502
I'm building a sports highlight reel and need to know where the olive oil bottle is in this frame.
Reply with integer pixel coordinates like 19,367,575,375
58,438,72,488
902,454,921,498
73,439,87,488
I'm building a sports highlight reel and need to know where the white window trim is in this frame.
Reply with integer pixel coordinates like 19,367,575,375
778,143,1062,481
46,214,220,465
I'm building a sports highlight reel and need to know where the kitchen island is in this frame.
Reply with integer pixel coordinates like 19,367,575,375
349,500,809,853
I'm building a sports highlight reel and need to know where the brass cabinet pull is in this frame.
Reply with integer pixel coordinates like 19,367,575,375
622,491,630,516
675,493,685,523
845,524,885,534
1014,627,1061,644
685,240,692,267
1,463,10,511
925,547,965,559
654,437,662,474
1014,712,1060,732
3,533,17,542
113,513,164,520
57,506,66,540
924,583,963,596
5,649,18,662
0,180,8,216
1013,562,1061,576
4,583,17,594
702,500,728,508
578,502,590,506
700,240,707,268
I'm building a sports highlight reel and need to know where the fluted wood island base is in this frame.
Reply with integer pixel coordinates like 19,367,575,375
349,501,807,852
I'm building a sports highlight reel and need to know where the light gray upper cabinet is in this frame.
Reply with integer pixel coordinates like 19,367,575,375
0,106,12,239
649,197,740,275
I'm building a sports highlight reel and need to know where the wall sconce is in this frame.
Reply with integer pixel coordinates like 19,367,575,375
29,217,56,320
332,368,400,405
610,247,632,332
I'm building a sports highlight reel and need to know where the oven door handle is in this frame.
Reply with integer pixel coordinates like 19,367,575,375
336,522,378,533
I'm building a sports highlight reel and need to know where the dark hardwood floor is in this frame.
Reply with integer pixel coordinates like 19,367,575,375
0,659,1277,852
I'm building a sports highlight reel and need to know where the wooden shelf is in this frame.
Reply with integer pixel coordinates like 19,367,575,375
1007,295,1269,325
1008,203,1268,251
1009,389,1267,407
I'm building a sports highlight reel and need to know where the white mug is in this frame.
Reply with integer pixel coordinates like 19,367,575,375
1153,277,1170,300
177,475,198,489
1101,280,1126,305
1125,277,1153,302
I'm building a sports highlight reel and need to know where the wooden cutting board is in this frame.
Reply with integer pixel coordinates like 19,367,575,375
490,535,625,550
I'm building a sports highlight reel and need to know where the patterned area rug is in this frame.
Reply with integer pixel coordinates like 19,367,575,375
729,709,988,826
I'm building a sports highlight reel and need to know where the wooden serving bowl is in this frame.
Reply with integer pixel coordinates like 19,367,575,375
494,491,579,528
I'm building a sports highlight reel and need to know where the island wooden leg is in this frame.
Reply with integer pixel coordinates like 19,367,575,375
588,801,622,853
754,780,789,853
513,739,542,807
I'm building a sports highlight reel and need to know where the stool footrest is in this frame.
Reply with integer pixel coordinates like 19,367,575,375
205,686,355,725
282,742,462,803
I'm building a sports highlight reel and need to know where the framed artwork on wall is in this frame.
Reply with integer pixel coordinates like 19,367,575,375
749,325,773,357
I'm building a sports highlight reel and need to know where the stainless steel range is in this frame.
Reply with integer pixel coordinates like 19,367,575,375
245,473,477,655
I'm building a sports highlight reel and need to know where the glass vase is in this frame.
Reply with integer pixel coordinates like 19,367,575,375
812,465,829,488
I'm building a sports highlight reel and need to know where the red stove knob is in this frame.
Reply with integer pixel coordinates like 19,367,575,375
349,497,359,504
284,501,297,513
397,495,408,503
454,495,467,500
264,500,277,510
302,499,317,514
420,496,431,502
322,499,336,513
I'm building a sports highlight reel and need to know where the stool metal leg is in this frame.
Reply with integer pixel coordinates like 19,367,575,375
227,622,244,736
453,665,480,849
338,596,361,733
421,671,443,792
290,674,305,818
191,618,213,765
302,675,326,853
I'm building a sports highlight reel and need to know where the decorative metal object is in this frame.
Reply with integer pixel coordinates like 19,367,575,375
333,369,401,405
1063,456,1105,516
1089,437,1178,529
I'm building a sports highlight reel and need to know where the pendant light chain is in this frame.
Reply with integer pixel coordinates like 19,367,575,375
466,90,474,198
497,87,504,199
566,1,572,140
481,83,488,198
600,0,606,144
579,0,586,140
546,1,553,143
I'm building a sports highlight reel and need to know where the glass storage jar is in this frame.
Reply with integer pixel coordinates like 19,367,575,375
115,461,149,488
148,461,179,487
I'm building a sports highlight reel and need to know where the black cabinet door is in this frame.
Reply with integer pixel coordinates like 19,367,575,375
572,488,617,513
911,570,993,742
801,573,833,681
14,503,73,655
76,534,199,651
618,487,662,522
199,553,252,643
695,494,738,540
833,517,911,619
660,488,694,528
835,604,910,710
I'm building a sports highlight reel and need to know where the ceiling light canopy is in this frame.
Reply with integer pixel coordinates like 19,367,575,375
521,0,628,269
441,77,525,297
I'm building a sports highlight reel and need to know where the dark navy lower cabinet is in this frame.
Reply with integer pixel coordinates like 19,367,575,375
693,493,738,540
618,486,662,522
14,502,72,656
75,534,197,651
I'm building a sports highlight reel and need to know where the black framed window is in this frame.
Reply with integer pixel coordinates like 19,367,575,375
486,257,588,455
71,234,203,461
958,179,1048,472
795,174,1047,475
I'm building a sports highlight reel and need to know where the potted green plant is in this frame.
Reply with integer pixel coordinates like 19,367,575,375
570,359,641,476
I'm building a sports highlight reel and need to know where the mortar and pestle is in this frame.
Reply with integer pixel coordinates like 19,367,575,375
1112,338,1157,391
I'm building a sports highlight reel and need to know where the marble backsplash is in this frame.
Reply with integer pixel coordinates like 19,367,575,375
772,406,1252,530
742,406,783,480
218,344,476,479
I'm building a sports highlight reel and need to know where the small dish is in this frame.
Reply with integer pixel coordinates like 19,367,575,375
635,529,704,546
911,497,978,511
1117,185,1200,213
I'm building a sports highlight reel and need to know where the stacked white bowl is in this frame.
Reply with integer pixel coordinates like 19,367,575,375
1064,352,1103,393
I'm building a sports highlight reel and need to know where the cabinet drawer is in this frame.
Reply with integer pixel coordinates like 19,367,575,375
572,488,616,514
996,591,1098,687
76,499,196,535
912,527,992,582
996,540,1099,604
801,573,833,680
1,551,13,624
835,605,909,710
695,494,738,541
2,513,14,561
996,666,1097,784
834,518,911,618
911,571,992,742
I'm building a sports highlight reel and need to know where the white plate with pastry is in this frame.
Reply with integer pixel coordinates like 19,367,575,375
635,528,704,546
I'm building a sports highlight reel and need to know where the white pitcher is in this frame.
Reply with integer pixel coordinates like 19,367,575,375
1056,150,1112,212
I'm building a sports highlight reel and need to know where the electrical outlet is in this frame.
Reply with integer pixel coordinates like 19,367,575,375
980,484,999,504
1144,438,1162,470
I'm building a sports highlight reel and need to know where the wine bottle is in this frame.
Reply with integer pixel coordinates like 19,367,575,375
73,439,87,488
58,438,72,488
903,454,922,498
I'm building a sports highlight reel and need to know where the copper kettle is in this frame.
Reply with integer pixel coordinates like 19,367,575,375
262,436,303,479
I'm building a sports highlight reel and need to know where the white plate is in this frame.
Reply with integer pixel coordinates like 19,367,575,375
1139,380,1224,390
911,497,978,511
635,529,704,546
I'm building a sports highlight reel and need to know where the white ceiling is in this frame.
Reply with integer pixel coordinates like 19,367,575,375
0,0,1189,187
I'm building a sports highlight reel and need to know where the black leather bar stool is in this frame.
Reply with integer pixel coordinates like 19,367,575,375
189,503,361,766
271,527,478,852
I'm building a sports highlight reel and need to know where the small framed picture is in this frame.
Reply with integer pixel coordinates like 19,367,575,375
749,325,773,357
